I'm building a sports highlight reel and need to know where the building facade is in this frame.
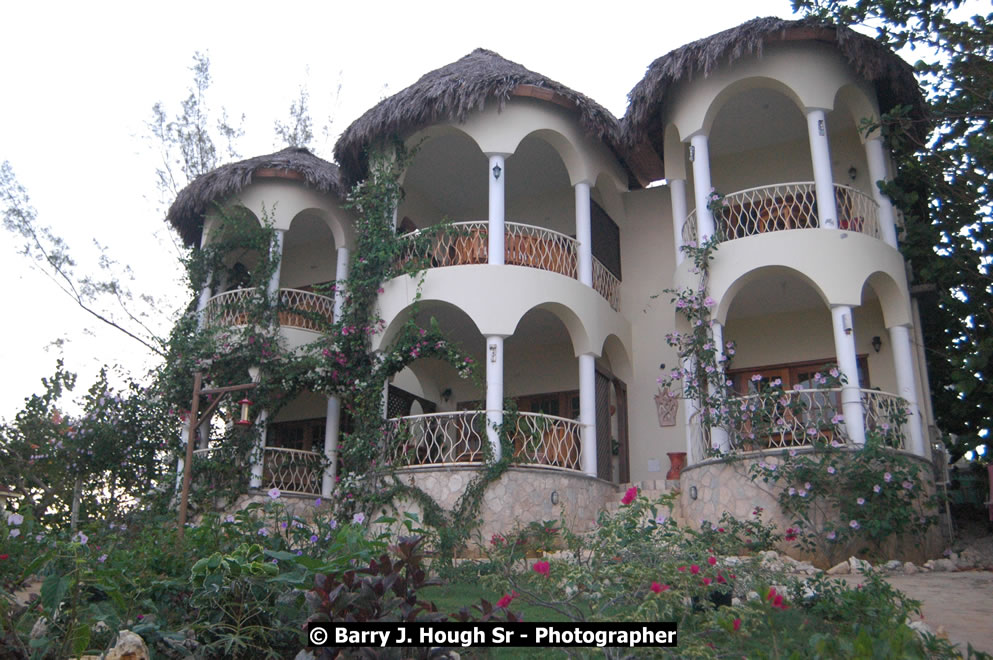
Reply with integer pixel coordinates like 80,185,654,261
167,17,935,531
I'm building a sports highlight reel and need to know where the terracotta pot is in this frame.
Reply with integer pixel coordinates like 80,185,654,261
666,451,687,480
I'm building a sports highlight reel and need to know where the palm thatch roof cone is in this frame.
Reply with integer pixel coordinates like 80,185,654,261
623,16,926,156
334,48,626,184
166,147,345,247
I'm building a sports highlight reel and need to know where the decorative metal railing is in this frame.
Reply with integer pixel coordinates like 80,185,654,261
386,410,488,466
203,288,334,332
682,182,880,244
723,387,906,452
386,410,583,472
397,222,620,311
262,447,323,495
592,258,621,312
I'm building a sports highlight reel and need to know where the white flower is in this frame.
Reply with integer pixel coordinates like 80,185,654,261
6,513,23,526
268,488,281,499
655,512,668,525
352,512,365,524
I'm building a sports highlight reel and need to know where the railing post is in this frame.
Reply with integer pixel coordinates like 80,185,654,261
864,137,900,248
487,153,509,266
689,134,716,242
575,180,593,286
485,336,506,461
888,324,927,456
830,305,866,444
710,322,731,453
805,109,839,228
682,356,699,463
268,229,285,298
579,353,597,477
669,179,688,264
250,411,268,489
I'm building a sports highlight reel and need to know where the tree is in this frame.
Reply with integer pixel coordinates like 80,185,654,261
794,0,993,458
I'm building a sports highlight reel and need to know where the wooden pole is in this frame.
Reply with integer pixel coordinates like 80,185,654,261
176,372,202,544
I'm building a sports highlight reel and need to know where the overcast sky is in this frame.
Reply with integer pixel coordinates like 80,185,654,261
0,0,812,417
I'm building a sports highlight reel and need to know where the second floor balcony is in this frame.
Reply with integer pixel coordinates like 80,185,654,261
396,221,621,311
682,182,882,246
203,288,335,332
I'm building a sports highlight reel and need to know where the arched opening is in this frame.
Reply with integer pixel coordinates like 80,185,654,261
400,129,488,227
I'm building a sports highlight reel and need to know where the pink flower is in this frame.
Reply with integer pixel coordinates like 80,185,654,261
532,561,550,577
708,556,717,566
650,581,663,594
497,591,518,608
702,577,713,586
621,487,638,505
690,564,700,575
884,472,893,482
733,618,742,631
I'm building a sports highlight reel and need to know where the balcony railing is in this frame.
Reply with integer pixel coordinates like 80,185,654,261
397,221,620,311
203,288,335,332
262,447,323,496
682,182,880,245
385,410,583,472
723,387,907,453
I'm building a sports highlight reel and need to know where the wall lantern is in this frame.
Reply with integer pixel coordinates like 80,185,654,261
848,166,858,181
492,164,502,180
550,490,559,505
872,336,883,353
689,485,698,500
235,398,254,426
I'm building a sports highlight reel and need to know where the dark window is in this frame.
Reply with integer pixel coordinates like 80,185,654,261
591,201,621,280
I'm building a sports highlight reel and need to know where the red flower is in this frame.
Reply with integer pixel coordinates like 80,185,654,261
0,554,8,560
708,556,717,566
677,566,686,572
690,564,700,575
621,487,638,505
702,577,713,586
717,574,726,583
532,561,550,577
733,618,742,632
497,591,518,608
650,581,663,594
785,527,798,542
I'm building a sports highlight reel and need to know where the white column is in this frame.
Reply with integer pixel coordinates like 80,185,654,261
888,324,926,456
333,246,350,321
689,134,715,242
682,356,698,464
249,411,268,489
322,397,340,497
487,154,508,266
195,275,213,330
864,137,900,248
669,178,689,264
575,181,593,286
268,228,286,298
710,322,731,453
579,353,597,477
175,419,190,493
830,305,866,444
485,336,506,461
806,109,838,228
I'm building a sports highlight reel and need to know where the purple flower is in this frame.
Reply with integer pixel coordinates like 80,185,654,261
268,488,281,499
258,528,269,537
873,484,881,493
74,532,88,545
329,519,338,530
280,521,288,529
902,480,914,490
788,487,797,496
352,512,365,524
310,535,319,543
6,513,23,526
9,529,20,538
827,531,836,540
98,554,108,563
884,472,893,483
827,466,836,475
751,374,763,382
849,520,860,530
314,498,322,507
224,514,235,523
857,497,865,506
804,482,812,490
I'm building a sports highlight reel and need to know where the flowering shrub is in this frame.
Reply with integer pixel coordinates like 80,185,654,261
750,433,938,563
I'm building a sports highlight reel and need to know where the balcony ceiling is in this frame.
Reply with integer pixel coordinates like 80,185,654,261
709,88,852,158
727,267,879,320
404,134,571,221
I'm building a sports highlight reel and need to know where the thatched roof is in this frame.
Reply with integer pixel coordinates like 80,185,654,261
624,16,925,157
166,147,345,247
334,48,624,182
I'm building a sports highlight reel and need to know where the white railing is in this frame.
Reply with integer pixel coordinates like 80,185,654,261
682,182,880,244
511,412,583,471
276,289,335,332
723,387,906,452
263,447,323,495
203,288,334,332
592,258,621,312
386,410,488,466
396,222,619,310
385,410,583,472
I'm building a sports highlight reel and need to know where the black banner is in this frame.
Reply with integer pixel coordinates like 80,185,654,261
307,622,677,648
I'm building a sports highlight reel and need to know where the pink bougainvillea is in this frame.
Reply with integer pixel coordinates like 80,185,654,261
532,561,550,577
621,487,638,505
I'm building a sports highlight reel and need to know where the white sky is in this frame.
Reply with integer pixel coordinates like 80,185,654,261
0,0,811,418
